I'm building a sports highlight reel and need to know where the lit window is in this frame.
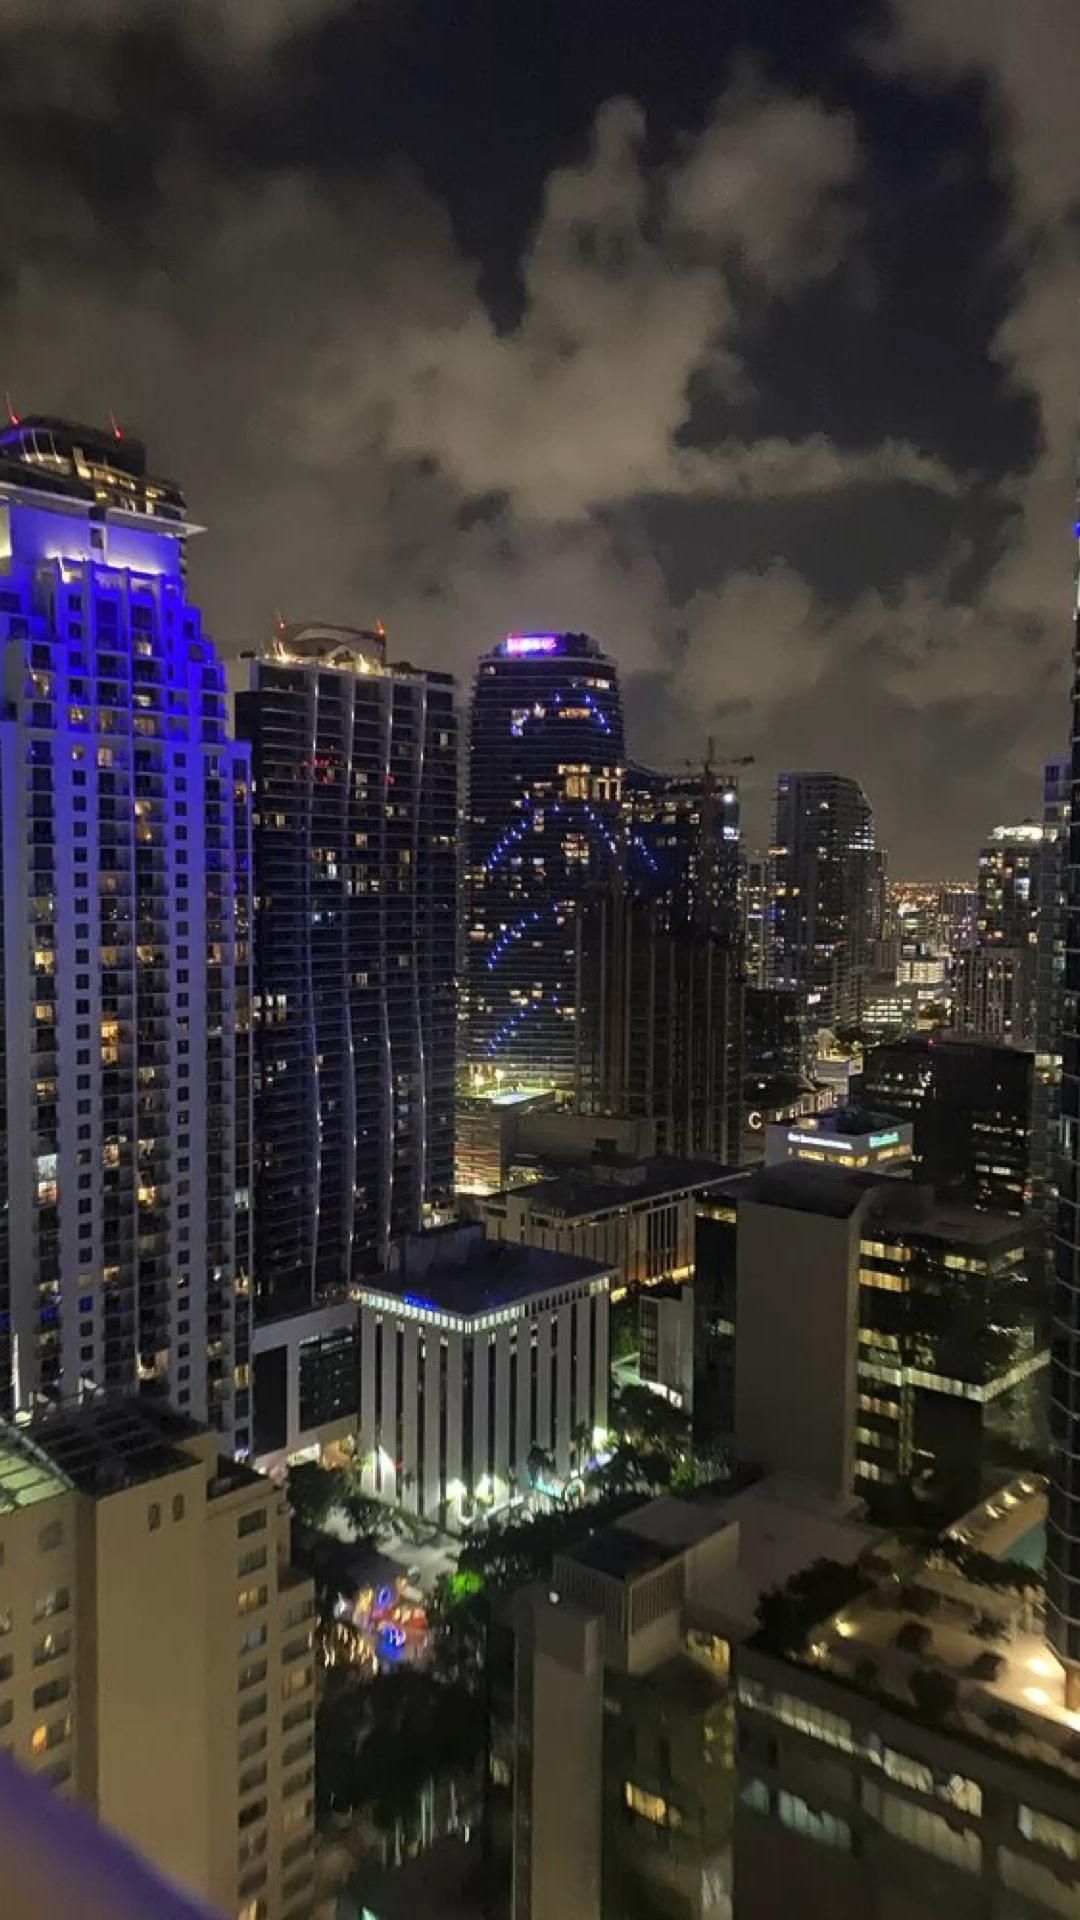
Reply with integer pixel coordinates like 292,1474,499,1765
624,1781,681,1829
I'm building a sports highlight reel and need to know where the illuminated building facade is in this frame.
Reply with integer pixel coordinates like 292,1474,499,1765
771,771,877,1029
977,819,1045,949
237,624,457,1314
0,418,252,1450
355,1222,612,1526
465,632,625,1090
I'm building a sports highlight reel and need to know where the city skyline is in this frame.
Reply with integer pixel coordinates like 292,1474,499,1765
0,3,1076,873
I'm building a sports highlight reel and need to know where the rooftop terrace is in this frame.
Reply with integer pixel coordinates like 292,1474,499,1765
767,1475,1080,1783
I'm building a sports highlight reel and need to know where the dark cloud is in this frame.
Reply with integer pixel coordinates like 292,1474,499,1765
0,0,1075,873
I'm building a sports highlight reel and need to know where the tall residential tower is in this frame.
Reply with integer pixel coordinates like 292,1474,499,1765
771,771,877,1030
238,623,458,1313
0,418,252,1451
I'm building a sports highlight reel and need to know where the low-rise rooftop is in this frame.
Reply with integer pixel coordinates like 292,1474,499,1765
493,1154,734,1220
366,1226,611,1316
24,1396,206,1498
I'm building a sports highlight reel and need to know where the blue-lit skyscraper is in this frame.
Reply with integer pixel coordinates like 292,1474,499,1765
465,632,625,1089
0,418,253,1450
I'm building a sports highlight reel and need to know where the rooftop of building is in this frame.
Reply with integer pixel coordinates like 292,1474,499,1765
727,1162,1026,1246
366,1222,611,1316
0,415,185,518
489,630,604,661
565,1491,735,1582
749,1473,1080,1786
21,1395,209,1499
734,1162,885,1218
491,1154,735,1220
791,1106,909,1140
865,1030,1034,1064
695,1475,880,1639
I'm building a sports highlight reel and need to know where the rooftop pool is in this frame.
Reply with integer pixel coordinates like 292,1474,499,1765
1003,1519,1046,1571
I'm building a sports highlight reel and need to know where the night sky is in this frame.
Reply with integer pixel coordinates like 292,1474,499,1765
2,0,1077,872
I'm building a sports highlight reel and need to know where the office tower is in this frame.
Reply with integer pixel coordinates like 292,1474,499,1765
1032,756,1069,1228
771,771,877,1029
952,944,1036,1044
464,632,625,1091
238,623,457,1314
695,1165,1044,1513
0,417,252,1450
744,984,801,1080
576,880,744,1161
355,1222,612,1524
743,851,771,987
0,1396,315,1920
623,758,741,941
733,1476,1080,1920
512,1478,874,1920
861,1032,1032,1215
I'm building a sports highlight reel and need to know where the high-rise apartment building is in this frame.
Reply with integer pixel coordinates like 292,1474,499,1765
771,772,877,1029
1049,536,1080,1695
0,1395,316,1920
977,819,1045,948
952,943,1036,1044
1032,756,1070,1228
237,623,457,1314
464,632,625,1091
742,851,771,988
0,418,252,1450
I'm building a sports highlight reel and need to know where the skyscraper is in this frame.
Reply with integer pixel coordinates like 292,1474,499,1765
465,632,625,1090
1032,757,1070,1227
771,771,876,1029
622,760,741,941
238,623,457,1313
0,417,252,1451
1049,552,1080,1694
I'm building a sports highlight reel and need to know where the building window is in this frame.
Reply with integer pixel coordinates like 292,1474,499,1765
238,1586,268,1616
37,1522,62,1553
1018,1805,1080,1863
237,1510,266,1538
624,1781,681,1829
172,1495,185,1522
777,1790,851,1852
148,1504,161,1532
862,1783,980,1873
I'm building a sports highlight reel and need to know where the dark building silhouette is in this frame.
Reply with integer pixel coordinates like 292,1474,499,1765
861,1033,1032,1217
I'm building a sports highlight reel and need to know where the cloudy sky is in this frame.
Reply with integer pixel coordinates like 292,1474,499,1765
2,0,1077,872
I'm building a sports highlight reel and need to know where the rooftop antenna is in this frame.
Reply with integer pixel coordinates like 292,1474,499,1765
108,410,123,441
5,393,19,427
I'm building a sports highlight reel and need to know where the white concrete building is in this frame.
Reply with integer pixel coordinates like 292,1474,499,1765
356,1223,613,1525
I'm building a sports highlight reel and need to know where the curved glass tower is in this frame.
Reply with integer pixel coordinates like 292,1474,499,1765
465,632,625,1090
